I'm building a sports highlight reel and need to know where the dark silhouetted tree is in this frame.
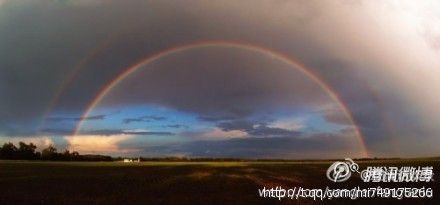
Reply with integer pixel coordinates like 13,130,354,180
17,142,38,159
0,142,18,159
0,142,112,161
62,150,72,161
41,145,58,160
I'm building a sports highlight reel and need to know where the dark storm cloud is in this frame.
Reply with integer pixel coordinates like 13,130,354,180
122,115,166,124
308,58,396,149
103,48,331,124
1,0,439,157
1,0,233,135
47,114,106,122
0,0,344,136
322,108,350,125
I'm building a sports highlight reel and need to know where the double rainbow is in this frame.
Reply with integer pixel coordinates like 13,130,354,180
46,40,370,157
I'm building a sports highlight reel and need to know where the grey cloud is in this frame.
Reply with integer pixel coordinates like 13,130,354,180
0,0,439,157
40,128,74,136
197,115,239,122
0,0,344,132
165,124,188,129
47,114,106,122
249,126,301,137
41,128,174,136
116,131,174,136
123,115,167,124
217,120,301,137
321,108,351,125
0,0,226,134
103,48,332,124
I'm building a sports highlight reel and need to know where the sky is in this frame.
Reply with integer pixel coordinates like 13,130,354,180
0,0,439,158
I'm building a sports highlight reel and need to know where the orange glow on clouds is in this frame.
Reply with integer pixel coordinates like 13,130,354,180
65,134,134,154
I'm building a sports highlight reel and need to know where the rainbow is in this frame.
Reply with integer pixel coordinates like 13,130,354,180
37,34,120,133
73,40,369,157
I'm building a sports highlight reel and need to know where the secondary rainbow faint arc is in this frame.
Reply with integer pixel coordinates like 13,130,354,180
73,40,369,157
37,33,120,133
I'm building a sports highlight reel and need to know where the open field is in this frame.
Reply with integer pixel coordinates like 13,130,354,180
0,159,439,204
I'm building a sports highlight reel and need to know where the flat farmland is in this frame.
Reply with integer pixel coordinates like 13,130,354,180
0,160,438,204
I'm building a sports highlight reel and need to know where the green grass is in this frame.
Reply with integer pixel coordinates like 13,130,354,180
0,159,439,204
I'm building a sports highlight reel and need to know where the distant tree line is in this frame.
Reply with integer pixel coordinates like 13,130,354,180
130,157,250,162
0,142,112,161
0,142,406,162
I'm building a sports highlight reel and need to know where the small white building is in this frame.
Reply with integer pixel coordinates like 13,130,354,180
123,157,141,163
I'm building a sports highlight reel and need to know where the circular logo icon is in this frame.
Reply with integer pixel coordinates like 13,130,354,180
327,161,351,182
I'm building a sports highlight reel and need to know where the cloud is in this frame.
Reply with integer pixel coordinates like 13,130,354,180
0,0,439,157
268,118,304,131
102,47,333,122
181,128,248,140
119,130,174,136
40,128,174,136
321,106,351,125
46,114,106,122
197,115,239,122
122,115,166,124
40,128,74,136
165,124,188,129
217,120,302,138
65,134,134,154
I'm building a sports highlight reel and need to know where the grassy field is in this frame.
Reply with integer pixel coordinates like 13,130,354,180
0,159,439,204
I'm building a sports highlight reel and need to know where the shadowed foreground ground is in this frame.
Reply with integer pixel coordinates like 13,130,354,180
0,160,439,204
